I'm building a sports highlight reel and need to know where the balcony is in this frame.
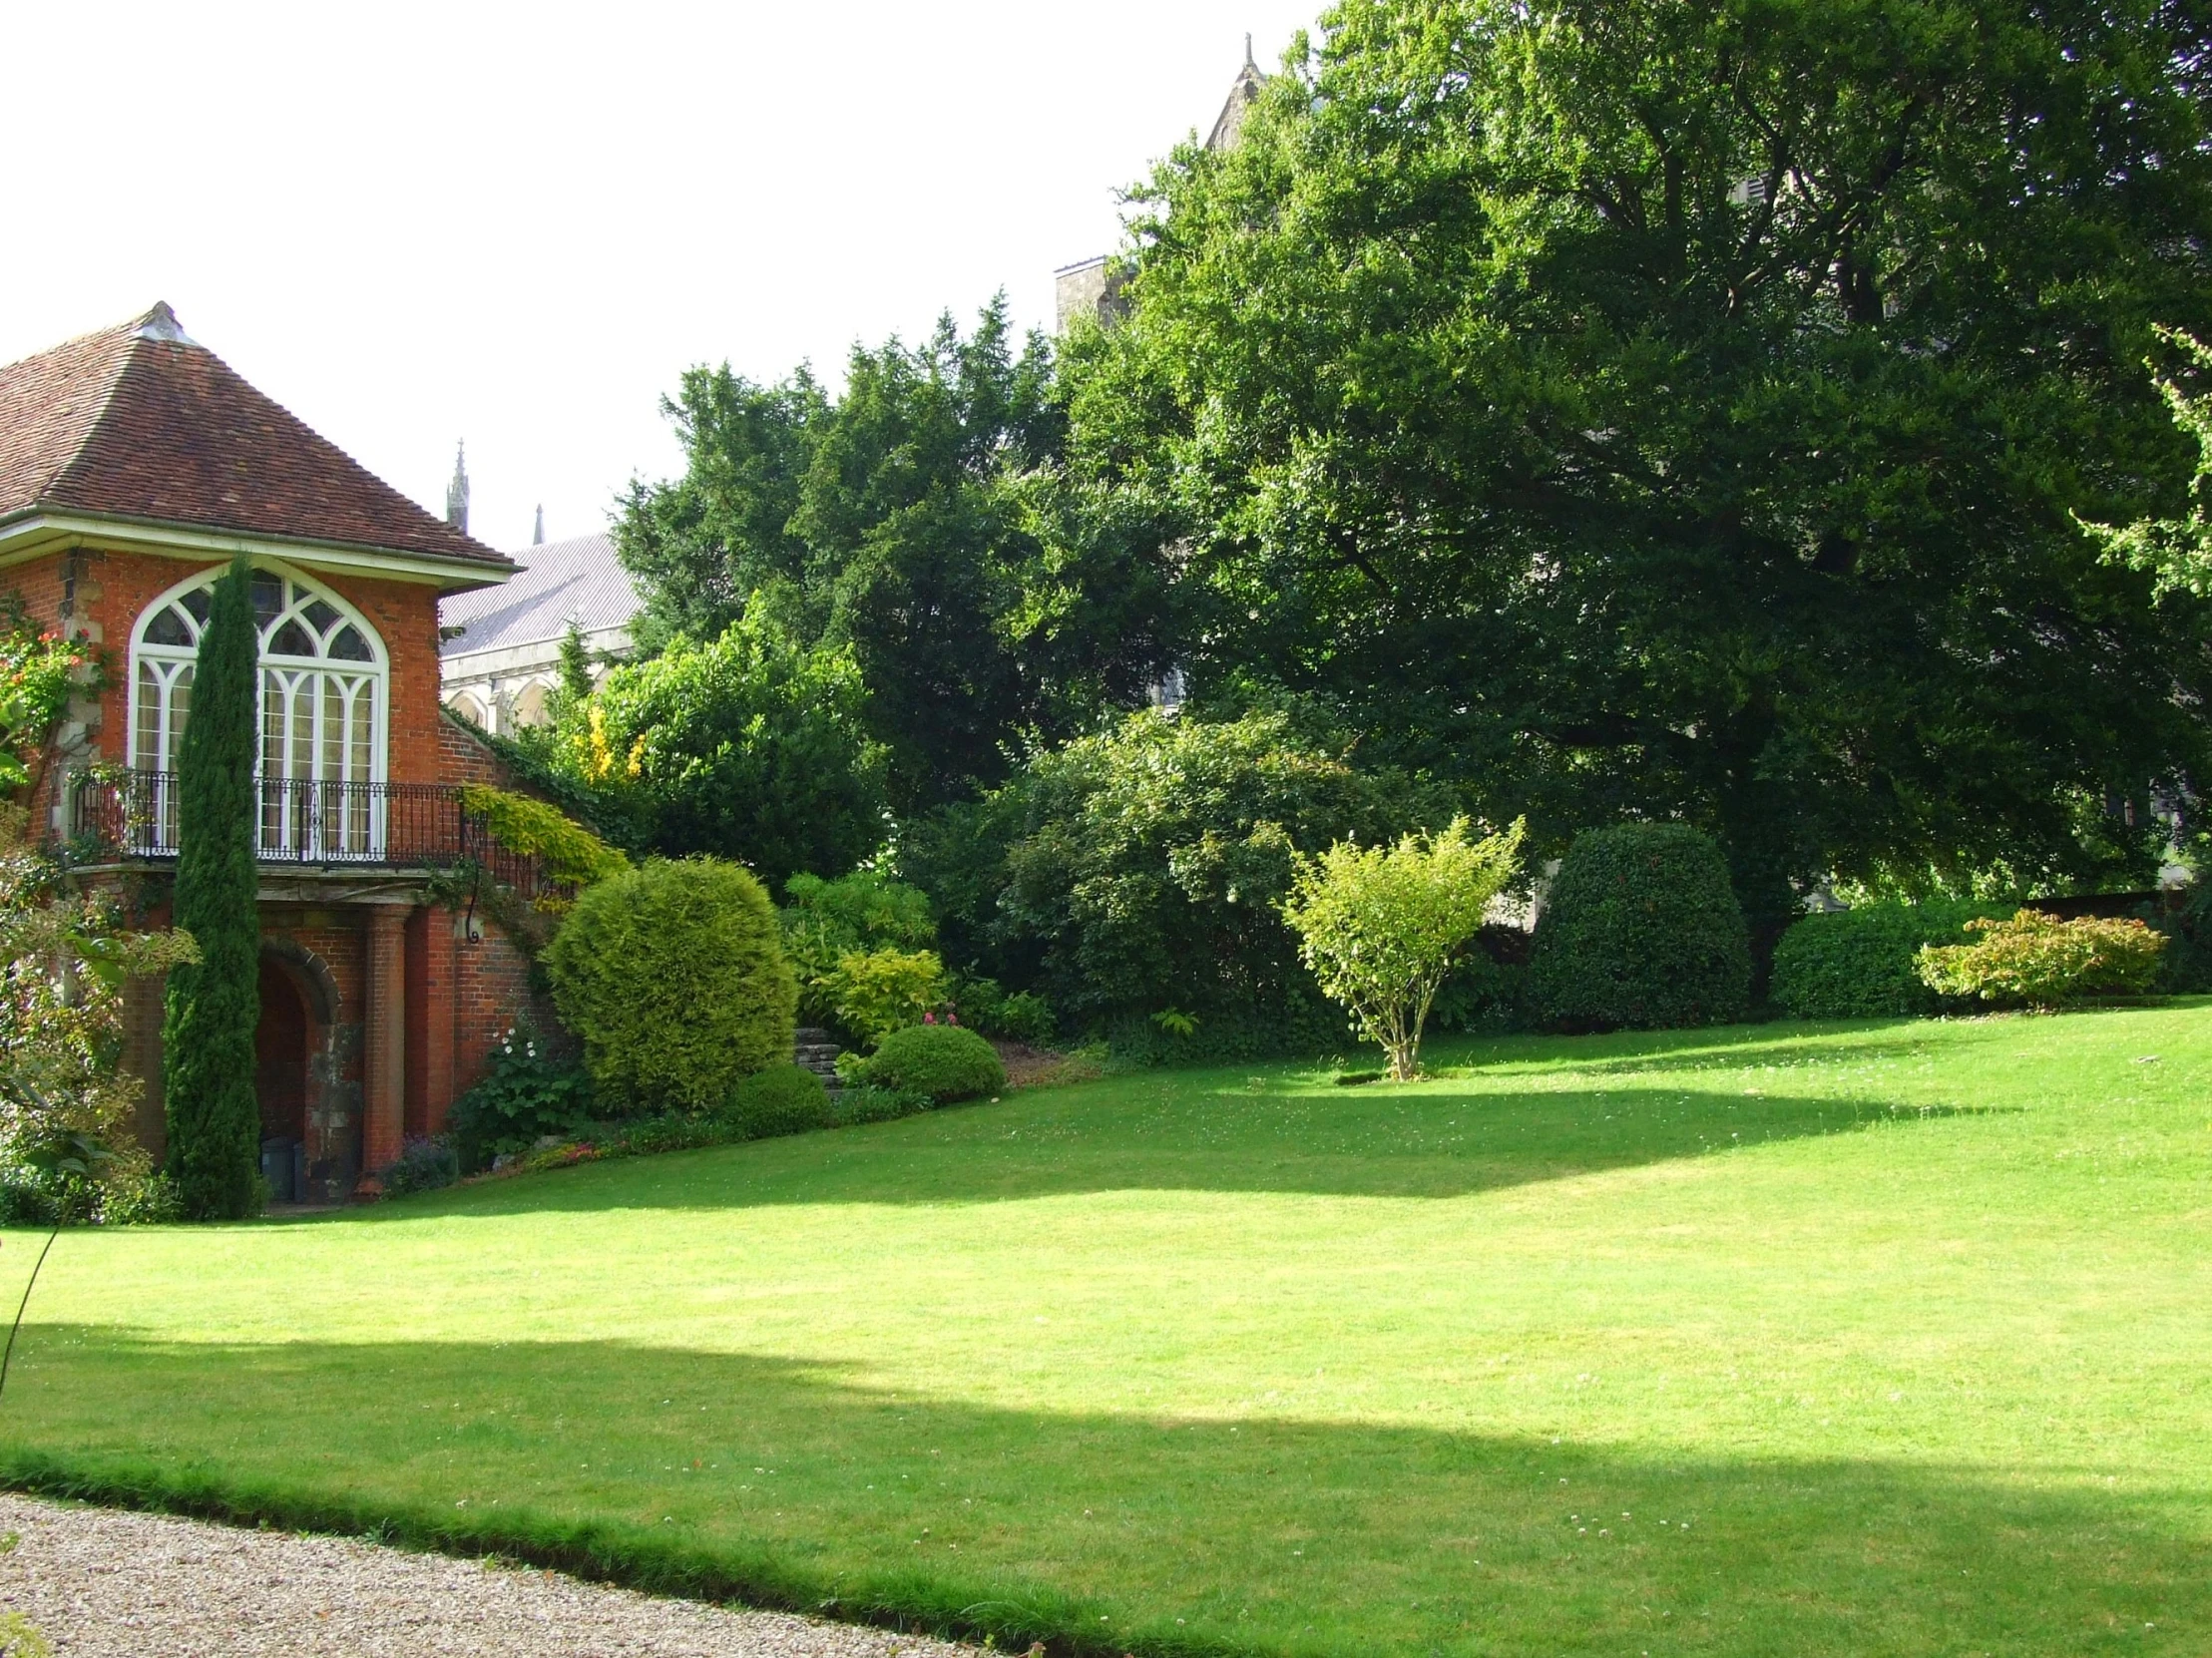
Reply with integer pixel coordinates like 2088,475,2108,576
68,770,564,902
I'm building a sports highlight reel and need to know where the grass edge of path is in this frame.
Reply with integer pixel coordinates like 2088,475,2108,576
0,1451,1267,1658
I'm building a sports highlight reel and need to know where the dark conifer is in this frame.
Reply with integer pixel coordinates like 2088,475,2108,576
163,555,263,1219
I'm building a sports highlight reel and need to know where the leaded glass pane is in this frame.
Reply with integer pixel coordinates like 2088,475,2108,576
328,623,372,661
135,660,161,771
170,665,191,760
180,587,213,625
260,670,286,844
322,677,342,780
302,600,340,633
144,605,193,646
250,574,282,623
290,674,312,783
350,680,372,779
267,620,315,657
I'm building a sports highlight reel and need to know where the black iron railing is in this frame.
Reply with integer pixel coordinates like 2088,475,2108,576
68,770,568,903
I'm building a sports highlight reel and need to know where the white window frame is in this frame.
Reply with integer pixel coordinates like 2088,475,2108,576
126,559,390,856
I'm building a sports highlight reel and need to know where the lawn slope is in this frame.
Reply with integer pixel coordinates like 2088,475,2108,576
3,1008,2209,1656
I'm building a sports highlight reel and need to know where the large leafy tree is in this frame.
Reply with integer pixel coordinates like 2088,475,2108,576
616,300,1177,815
934,708,1456,1036
162,556,262,1219
542,607,888,891
1068,0,2212,939
2082,327,2212,601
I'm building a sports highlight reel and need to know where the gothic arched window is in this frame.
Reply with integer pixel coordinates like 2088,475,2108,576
129,565,388,852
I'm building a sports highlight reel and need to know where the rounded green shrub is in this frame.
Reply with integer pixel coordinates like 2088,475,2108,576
850,1024,1005,1103
1528,824,1751,1031
721,1063,833,1139
1769,900,2012,1019
544,858,797,1112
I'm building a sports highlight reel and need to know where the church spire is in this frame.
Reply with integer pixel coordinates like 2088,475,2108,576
1208,38,1269,152
444,441,470,535
532,503,546,546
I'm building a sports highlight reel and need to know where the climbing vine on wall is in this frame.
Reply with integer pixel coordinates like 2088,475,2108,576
0,603,97,801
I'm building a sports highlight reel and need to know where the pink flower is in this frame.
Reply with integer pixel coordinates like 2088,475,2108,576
923,1012,937,1025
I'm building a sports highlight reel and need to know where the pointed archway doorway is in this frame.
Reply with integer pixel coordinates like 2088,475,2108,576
253,945,355,1204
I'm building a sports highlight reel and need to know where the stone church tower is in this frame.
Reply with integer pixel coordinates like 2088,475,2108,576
1054,42,1270,333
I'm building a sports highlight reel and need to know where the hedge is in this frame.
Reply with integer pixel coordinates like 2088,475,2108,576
1769,900,2013,1019
1528,824,1751,1031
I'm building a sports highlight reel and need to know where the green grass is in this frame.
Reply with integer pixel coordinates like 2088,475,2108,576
4,1008,2211,1656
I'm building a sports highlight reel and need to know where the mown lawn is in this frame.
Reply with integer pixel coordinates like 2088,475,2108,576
2,1007,2210,1656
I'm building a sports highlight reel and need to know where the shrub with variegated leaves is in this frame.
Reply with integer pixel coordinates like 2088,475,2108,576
1915,910,2166,1010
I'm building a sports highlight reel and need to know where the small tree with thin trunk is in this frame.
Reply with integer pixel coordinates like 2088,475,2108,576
1283,817,1525,1081
163,555,262,1219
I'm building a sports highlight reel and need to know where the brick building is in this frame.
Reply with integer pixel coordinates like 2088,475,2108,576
0,303,555,1201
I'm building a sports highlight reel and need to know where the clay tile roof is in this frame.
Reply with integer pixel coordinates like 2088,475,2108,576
0,303,511,570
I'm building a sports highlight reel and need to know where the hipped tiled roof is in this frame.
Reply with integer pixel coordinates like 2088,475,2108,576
0,304,509,569
439,532,640,656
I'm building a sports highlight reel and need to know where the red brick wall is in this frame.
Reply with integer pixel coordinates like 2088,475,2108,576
454,922,543,1099
5,552,67,626
12,540,560,1166
33,547,445,784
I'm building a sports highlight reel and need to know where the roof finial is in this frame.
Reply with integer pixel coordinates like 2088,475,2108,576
134,301,196,345
532,503,546,546
1245,31,1255,68
445,441,470,536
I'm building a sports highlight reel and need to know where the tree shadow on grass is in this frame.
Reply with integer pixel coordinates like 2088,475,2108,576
0,1329,2197,1657
371,1081,2001,1218
1423,1021,1990,1080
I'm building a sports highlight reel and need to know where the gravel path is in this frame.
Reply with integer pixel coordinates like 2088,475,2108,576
0,1493,980,1657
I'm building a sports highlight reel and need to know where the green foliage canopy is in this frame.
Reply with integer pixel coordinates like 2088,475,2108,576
779,869,940,1035
616,301,1178,814
2080,327,2212,600
162,557,263,1220
1067,0,2212,929
927,707,1457,1040
544,609,888,891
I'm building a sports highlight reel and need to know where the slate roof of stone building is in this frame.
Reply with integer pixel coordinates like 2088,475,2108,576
439,532,641,657
0,304,510,570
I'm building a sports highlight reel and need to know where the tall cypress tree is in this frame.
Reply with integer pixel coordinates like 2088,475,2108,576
164,554,263,1219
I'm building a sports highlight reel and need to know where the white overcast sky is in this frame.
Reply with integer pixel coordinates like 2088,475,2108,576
1,2,1319,556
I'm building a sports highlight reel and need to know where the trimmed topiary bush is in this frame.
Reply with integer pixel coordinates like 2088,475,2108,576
544,858,797,1112
1528,824,1751,1031
721,1063,834,1139
844,1024,1005,1102
1770,900,2014,1019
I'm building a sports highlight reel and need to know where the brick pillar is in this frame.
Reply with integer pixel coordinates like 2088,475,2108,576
409,908,459,1137
362,905,407,1183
